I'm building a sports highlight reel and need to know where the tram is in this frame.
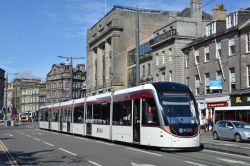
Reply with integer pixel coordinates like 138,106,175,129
38,82,200,148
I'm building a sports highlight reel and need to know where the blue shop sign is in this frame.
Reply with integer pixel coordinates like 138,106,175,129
209,80,222,89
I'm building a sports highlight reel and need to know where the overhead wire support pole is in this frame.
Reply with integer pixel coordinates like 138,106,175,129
135,6,140,86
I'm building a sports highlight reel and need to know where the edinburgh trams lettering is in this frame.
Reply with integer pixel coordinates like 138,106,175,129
38,82,200,149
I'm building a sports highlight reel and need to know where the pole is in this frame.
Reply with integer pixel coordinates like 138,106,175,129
135,6,140,86
4,73,8,122
70,56,73,100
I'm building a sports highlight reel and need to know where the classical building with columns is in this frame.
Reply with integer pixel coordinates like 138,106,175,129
86,5,178,96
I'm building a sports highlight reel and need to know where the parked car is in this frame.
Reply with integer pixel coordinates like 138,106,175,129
213,120,250,142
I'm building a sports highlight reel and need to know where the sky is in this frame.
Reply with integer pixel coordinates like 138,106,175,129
0,0,249,81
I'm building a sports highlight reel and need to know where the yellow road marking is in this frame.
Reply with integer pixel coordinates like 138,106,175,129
0,140,18,166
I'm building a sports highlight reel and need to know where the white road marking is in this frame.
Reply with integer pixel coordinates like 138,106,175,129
95,140,113,146
216,158,250,165
88,160,102,166
33,137,41,141
204,150,250,159
126,147,162,157
26,135,31,138
184,161,207,166
4,134,13,137
43,142,54,147
59,148,77,156
131,162,156,166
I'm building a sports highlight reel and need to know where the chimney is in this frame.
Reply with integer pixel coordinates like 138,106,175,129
191,0,202,20
212,4,227,20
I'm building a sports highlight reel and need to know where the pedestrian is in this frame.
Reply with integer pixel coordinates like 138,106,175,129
202,117,208,132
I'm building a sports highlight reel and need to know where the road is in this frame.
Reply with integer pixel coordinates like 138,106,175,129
0,123,250,166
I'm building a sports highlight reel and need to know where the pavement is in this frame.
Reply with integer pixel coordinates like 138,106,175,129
200,130,250,156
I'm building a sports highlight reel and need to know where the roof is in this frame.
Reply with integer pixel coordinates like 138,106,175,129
178,7,212,20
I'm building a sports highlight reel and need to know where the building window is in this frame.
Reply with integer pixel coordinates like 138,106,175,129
247,32,250,53
156,54,159,66
229,38,235,56
247,65,250,87
194,50,200,64
185,53,189,68
162,52,165,64
128,67,136,88
148,63,151,76
206,22,216,36
216,70,222,80
169,70,172,82
169,48,173,62
195,75,200,95
216,42,222,59
229,68,236,92
161,72,165,81
205,73,210,94
142,65,145,77
226,12,238,29
204,46,210,62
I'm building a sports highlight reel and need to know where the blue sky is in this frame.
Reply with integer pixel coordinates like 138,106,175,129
0,0,249,81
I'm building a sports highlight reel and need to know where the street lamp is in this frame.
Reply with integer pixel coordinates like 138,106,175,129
57,56,85,100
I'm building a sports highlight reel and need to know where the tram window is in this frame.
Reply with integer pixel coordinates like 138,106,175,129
113,101,132,126
67,107,72,122
44,111,49,121
52,110,59,122
73,106,84,123
236,110,247,122
142,98,159,126
62,109,67,123
86,105,93,123
92,103,110,125
39,111,43,121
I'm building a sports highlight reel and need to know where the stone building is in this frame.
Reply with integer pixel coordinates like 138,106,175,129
182,6,250,118
127,0,211,87
86,5,179,96
0,68,5,110
5,82,14,110
21,78,42,113
46,62,86,104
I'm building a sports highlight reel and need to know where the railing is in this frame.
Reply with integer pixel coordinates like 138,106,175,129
149,29,176,46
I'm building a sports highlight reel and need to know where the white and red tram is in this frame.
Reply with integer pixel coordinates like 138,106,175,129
38,82,200,148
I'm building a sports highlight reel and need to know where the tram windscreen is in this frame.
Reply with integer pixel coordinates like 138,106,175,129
158,92,199,125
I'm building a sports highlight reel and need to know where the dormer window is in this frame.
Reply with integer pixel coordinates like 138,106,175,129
226,12,238,29
206,22,216,36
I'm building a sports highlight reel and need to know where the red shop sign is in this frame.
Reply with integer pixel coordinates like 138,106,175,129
207,102,228,108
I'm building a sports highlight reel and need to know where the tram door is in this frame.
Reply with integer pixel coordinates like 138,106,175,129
59,109,63,131
48,110,51,129
133,99,140,142
86,105,92,135
67,108,71,132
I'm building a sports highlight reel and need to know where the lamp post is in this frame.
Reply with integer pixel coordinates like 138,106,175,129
57,56,85,100
4,72,18,124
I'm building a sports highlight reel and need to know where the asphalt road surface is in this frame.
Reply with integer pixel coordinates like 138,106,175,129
0,123,250,166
